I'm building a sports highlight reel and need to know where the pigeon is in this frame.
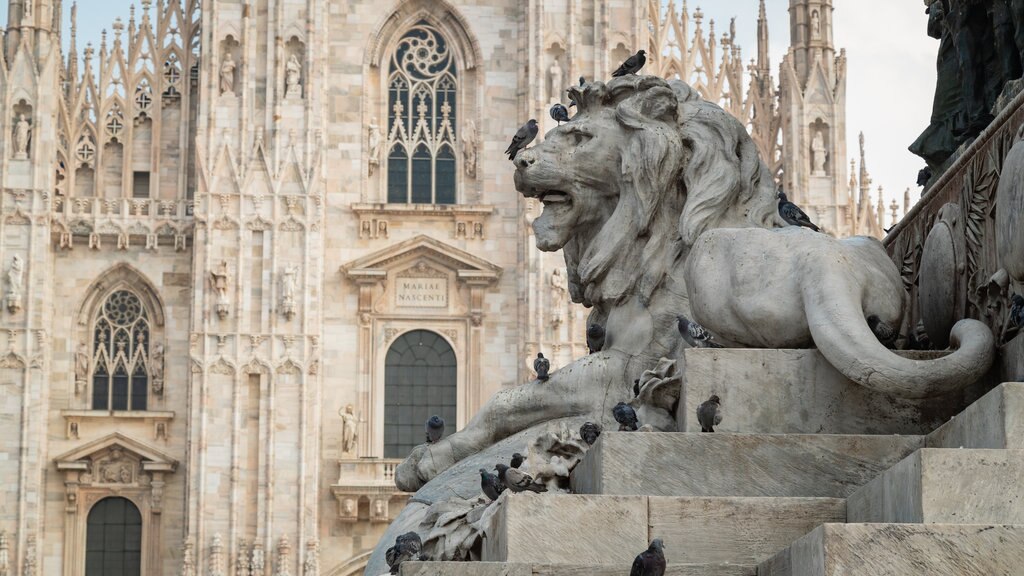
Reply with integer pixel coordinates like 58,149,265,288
677,315,723,349
580,421,602,445
1011,294,1024,327
510,452,525,469
579,76,586,86
550,103,570,125
425,415,445,444
612,49,647,77
479,468,505,501
613,402,639,431
777,190,821,232
506,119,539,160
385,531,423,575
633,378,641,397
534,352,550,381
587,324,606,354
696,395,723,433
495,463,547,493
867,315,900,348
917,166,933,187
630,538,666,576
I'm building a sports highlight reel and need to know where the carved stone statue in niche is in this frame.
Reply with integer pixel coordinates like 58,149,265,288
5,255,23,313
549,268,567,328
13,114,31,159
548,56,564,102
811,130,827,176
811,10,821,39
339,404,359,455
98,447,133,484
220,51,237,96
280,265,299,320
75,342,89,394
210,261,231,320
461,120,478,179
151,343,165,395
285,53,302,99
367,118,381,176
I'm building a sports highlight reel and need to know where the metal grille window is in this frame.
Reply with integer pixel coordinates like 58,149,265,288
386,21,458,205
384,330,457,458
85,497,143,576
91,290,151,411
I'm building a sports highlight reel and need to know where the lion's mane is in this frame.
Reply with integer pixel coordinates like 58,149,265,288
563,75,778,307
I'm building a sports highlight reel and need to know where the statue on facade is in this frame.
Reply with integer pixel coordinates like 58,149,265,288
339,404,359,455
151,343,165,395
13,114,30,160
811,10,821,39
548,56,564,102
280,265,299,320
549,268,567,328
811,129,827,175
5,255,23,313
210,261,231,320
74,343,89,394
220,52,237,96
285,53,302,99
367,118,381,176
461,120,478,179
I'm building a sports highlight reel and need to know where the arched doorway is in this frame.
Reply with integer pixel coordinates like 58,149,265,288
384,330,457,457
85,497,143,576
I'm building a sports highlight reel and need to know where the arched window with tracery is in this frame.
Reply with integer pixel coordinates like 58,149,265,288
91,290,151,411
386,21,458,205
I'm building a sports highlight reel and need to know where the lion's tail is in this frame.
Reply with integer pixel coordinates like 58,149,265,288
803,277,996,399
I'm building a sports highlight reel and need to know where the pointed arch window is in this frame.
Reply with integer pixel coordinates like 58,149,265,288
386,21,458,205
91,290,151,411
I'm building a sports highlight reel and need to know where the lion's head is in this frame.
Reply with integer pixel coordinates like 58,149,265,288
515,75,778,308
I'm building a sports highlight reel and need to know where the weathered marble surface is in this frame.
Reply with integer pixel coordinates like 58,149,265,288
759,523,1024,576
677,348,991,435
571,432,923,498
399,562,756,576
927,382,1024,449
848,449,1024,524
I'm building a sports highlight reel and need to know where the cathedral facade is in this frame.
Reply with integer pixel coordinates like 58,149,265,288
0,0,884,575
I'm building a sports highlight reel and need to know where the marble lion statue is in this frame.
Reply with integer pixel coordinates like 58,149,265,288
370,75,994,572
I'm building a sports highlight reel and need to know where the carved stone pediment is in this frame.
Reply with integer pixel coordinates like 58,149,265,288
54,432,178,482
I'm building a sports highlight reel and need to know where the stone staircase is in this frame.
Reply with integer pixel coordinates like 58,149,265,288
397,352,1024,576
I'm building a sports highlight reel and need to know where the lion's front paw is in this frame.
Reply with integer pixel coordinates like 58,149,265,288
394,441,457,492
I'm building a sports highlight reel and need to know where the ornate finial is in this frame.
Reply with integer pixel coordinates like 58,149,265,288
142,0,152,14
889,199,899,224
903,187,911,214
275,535,292,576
694,6,703,26
112,18,124,40
858,131,865,157
100,29,107,53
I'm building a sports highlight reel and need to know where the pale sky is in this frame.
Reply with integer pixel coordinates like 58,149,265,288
3,1,934,222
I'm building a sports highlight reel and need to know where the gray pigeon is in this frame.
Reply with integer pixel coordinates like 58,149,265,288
580,421,602,445
612,49,647,77
386,531,423,575
630,539,666,576
867,315,900,348
777,190,820,231
697,395,723,433
579,76,586,86
677,315,723,349
506,119,539,160
587,324,606,354
495,463,547,493
510,452,525,469
550,103,570,125
613,402,639,431
425,415,445,444
1011,294,1024,327
479,468,505,501
534,352,550,381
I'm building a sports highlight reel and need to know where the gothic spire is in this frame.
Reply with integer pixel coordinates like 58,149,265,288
756,0,770,75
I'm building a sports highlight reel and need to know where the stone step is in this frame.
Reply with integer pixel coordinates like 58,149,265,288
927,382,1024,449
481,493,844,566
758,523,1024,576
571,432,923,498
848,448,1024,524
399,562,756,576
676,348,983,435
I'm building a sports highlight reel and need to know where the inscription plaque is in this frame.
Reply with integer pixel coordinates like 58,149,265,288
396,277,448,308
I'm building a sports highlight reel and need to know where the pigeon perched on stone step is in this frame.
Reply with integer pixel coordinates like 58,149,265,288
630,538,666,576
534,353,550,381
587,324,606,354
777,190,821,231
613,402,639,431
612,50,647,76
495,463,547,493
506,119,538,160
867,315,900,348
580,421,602,445
677,315,723,349
510,452,525,469
425,415,445,444
386,531,423,575
479,468,505,501
697,395,723,433
579,76,586,86
550,103,569,125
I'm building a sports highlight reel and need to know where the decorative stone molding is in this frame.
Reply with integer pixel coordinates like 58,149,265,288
351,204,494,241
50,198,194,251
60,410,175,441
330,459,410,524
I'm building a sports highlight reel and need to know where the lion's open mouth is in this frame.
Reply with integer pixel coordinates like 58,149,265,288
539,191,570,206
